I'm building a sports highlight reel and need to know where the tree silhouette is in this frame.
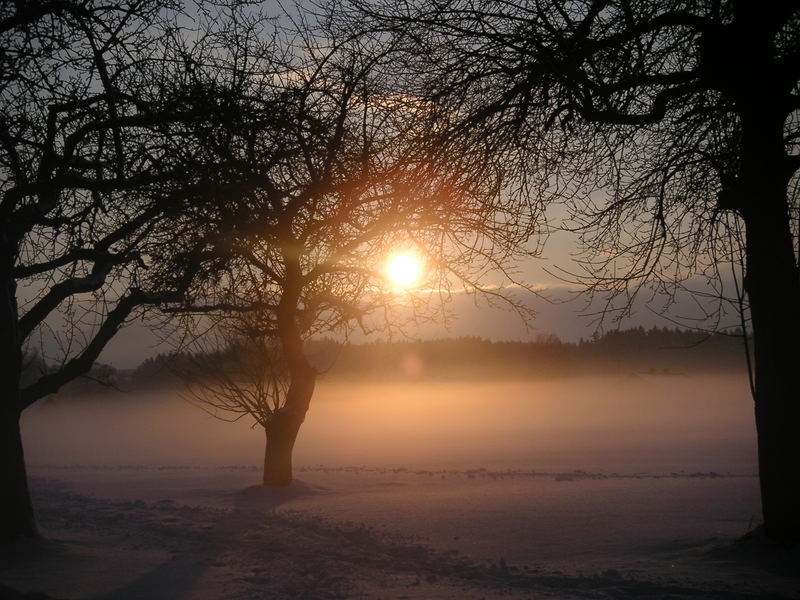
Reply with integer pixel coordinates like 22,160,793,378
179,323,291,485
161,21,540,485
337,0,800,541
0,0,262,541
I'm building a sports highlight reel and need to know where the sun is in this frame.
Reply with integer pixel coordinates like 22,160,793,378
386,252,423,287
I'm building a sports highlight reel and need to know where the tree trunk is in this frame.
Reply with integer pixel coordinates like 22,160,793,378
262,410,305,486
262,367,316,486
1,270,36,542
731,18,800,535
743,200,800,542
0,404,36,542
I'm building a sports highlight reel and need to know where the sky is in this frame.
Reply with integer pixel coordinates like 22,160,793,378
99,290,737,369
98,233,744,369
17,0,747,372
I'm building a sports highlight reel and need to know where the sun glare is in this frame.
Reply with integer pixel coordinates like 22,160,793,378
386,252,423,288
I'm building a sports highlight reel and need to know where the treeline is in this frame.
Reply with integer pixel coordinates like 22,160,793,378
311,327,748,380
129,327,748,388
26,327,748,395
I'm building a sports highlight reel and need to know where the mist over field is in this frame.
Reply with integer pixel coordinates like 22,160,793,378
18,302,763,594
12,370,798,599
22,374,756,474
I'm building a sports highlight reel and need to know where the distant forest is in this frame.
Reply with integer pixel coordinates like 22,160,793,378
31,327,748,395
304,327,749,381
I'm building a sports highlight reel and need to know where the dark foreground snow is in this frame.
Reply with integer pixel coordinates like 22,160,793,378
1,469,798,600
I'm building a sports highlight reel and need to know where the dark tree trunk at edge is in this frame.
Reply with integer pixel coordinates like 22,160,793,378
734,29,800,537
743,200,800,542
1,268,36,542
0,405,36,542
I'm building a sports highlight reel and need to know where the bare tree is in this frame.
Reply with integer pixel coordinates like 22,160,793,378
334,0,800,541
0,0,267,542
180,320,291,485
163,20,541,485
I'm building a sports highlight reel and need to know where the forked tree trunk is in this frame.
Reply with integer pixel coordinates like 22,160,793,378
262,366,316,486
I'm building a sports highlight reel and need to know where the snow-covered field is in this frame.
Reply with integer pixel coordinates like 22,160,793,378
3,375,799,599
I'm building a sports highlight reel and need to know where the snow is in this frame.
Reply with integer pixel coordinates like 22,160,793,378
3,375,799,599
